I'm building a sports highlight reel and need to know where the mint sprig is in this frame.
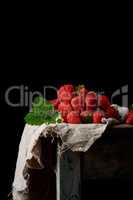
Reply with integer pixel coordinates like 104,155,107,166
24,96,62,125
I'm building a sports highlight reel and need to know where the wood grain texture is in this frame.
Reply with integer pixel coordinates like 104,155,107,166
60,151,81,200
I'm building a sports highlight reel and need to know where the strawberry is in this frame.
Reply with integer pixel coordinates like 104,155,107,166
105,106,119,119
93,111,104,123
125,111,133,125
58,90,73,102
80,111,93,123
58,102,72,122
58,84,74,102
67,111,81,124
85,92,97,110
125,111,133,119
98,95,110,110
49,99,59,109
71,96,84,112
59,84,74,93
126,116,133,125
126,117,133,125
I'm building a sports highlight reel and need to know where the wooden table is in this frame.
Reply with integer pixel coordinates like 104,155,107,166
56,125,133,200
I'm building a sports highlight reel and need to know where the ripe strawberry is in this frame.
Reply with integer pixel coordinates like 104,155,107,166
71,96,84,112
67,111,81,124
58,102,72,122
58,90,73,102
49,99,59,109
125,111,133,125
80,111,93,123
126,116,133,125
105,106,119,119
59,84,74,93
126,117,133,124
98,95,110,110
125,111,133,119
93,111,104,123
58,84,74,102
85,92,97,110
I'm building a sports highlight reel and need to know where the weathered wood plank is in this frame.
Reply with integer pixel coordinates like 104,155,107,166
60,150,81,200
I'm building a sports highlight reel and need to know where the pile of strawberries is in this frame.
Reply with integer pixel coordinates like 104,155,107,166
49,84,133,125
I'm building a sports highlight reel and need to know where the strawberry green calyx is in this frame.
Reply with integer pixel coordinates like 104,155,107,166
75,85,85,91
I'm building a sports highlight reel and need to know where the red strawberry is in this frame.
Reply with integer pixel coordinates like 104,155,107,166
93,111,104,123
49,99,59,109
98,95,110,110
125,111,133,119
67,111,81,124
58,102,72,122
80,111,93,123
71,96,84,112
58,84,74,102
85,92,97,110
105,106,119,119
126,117,133,125
125,111,133,125
59,84,74,93
58,90,73,102
126,117,133,124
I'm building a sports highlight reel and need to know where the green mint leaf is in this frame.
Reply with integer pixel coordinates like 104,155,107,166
24,96,62,125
